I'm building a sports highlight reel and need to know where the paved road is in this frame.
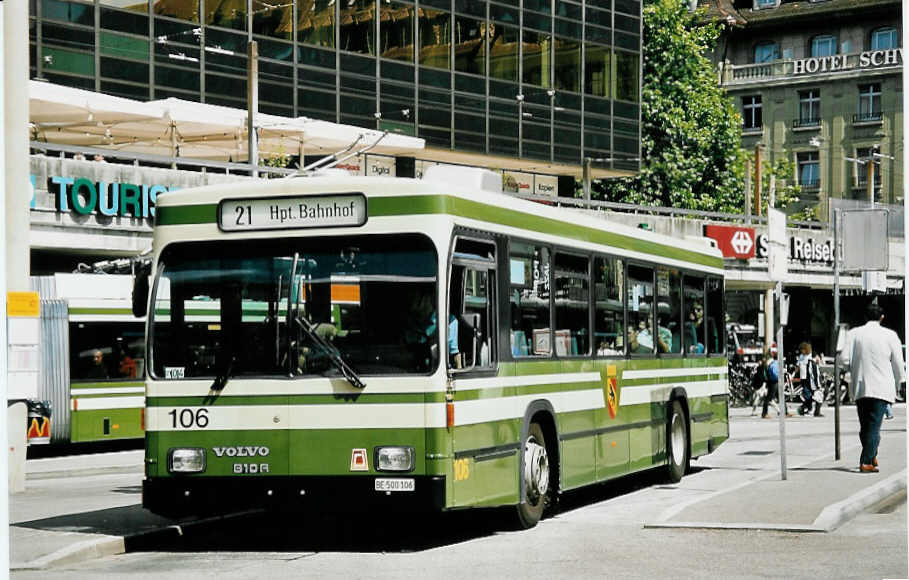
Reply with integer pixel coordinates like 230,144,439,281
11,405,908,579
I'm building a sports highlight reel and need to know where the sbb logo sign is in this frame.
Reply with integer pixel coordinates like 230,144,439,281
704,225,756,260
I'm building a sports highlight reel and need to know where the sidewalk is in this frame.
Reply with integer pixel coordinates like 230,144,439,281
9,405,907,570
647,404,906,532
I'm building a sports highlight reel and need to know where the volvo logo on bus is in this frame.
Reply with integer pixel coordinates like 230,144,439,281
212,446,270,458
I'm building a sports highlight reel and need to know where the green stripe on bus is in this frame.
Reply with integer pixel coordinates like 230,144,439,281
71,382,145,389
68,308,134,315
156,204,217,225
157,195,722,269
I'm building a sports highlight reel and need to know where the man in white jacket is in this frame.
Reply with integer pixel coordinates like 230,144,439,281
840,302,906,473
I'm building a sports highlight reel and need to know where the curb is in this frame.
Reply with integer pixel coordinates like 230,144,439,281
11,536,126,571
813,469,907,531
26,466,144,481
11,510,263,570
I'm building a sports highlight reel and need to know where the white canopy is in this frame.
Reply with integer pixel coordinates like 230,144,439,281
29,80,424,162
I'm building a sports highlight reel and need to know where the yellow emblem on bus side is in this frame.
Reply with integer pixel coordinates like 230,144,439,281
607,377,619,419
454,458,470,481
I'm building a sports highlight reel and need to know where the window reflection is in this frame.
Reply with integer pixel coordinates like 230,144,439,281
522,30,551,87
454,16,484,75
381,1,414,62
153,0,198,21
488,22,518,82
299,0,335,47
206,0,247,31
340,0,375,55
102,0,148,13
614,50,638,102
420,8,450,69
554,37,580,93
584,43,609,97
252,0,291,39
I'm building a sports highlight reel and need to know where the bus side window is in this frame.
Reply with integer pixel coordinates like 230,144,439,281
450,237,497,371
706,277,724,355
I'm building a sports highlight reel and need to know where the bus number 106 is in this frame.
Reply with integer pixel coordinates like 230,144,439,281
168,408,210,429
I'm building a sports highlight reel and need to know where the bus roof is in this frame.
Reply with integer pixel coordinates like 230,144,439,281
155,174,724,270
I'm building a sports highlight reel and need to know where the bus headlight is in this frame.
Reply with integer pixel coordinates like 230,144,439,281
168,448,206,473
375,446,414,472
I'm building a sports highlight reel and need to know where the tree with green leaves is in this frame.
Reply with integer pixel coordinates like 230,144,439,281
595,0,745,212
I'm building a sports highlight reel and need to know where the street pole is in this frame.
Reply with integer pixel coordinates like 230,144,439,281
754,144,762,216
517,94,524,159
583,157,591,207
776,281,787,479
744,158,752,224
247,40,259,178
833,209,841,460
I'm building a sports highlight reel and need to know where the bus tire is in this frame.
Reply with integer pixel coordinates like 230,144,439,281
665,400,689,483
515,421,550,529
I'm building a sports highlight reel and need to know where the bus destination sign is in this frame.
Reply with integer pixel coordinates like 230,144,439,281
219,193,367,232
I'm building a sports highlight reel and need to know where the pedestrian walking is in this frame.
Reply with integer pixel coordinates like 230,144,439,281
840,302,906,473
796,342,824,417
760,348,789,418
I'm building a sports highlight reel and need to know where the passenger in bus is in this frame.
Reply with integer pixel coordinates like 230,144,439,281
656,306,674,353
685,305,705,353
118,348,137,378
628,320,653,354
87,349,109,379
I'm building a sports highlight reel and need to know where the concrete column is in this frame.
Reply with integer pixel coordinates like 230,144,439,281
5,0,32,502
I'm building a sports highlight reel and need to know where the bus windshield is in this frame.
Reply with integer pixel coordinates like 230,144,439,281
150,234,438,379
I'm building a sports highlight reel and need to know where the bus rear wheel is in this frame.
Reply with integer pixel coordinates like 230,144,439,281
665,400,689,483
515,422,550,529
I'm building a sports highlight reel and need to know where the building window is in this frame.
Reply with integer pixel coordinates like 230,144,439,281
298,0,335,48
797,89,820,126
857,83,882,122
855,146,881,187
419,8,450,70
381,2,414,63
753,41,779,63
614,50,639,103
742,95,762,130
584,43,610,97
871,27,898,50
810,35,837,57
797,151,819,188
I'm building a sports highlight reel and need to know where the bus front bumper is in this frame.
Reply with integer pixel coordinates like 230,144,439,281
143,475,447,517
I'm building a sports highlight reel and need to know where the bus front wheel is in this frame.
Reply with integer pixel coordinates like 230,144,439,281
516,421,550,528
665,400,689,483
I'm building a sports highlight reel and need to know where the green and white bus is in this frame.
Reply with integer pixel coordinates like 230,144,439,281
31,273,146,445
137,166,728,527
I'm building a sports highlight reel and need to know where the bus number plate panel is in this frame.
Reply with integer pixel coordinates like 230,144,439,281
374,478,415,492
219,193,367,232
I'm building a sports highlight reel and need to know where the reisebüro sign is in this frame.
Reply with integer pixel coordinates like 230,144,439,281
219,193,367,231
793,49,902,75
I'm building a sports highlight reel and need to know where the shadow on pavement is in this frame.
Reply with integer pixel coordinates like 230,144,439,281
14,505,178,537
123,467,698,554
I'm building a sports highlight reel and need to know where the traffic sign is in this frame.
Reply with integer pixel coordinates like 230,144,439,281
704,225,756,259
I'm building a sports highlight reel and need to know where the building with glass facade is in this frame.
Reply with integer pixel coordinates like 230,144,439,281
703,0,902,218
29,0,642,184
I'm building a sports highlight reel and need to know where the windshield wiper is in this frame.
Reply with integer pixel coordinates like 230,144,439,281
285,252,365,389
204,355,236,405
294,315,366,390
